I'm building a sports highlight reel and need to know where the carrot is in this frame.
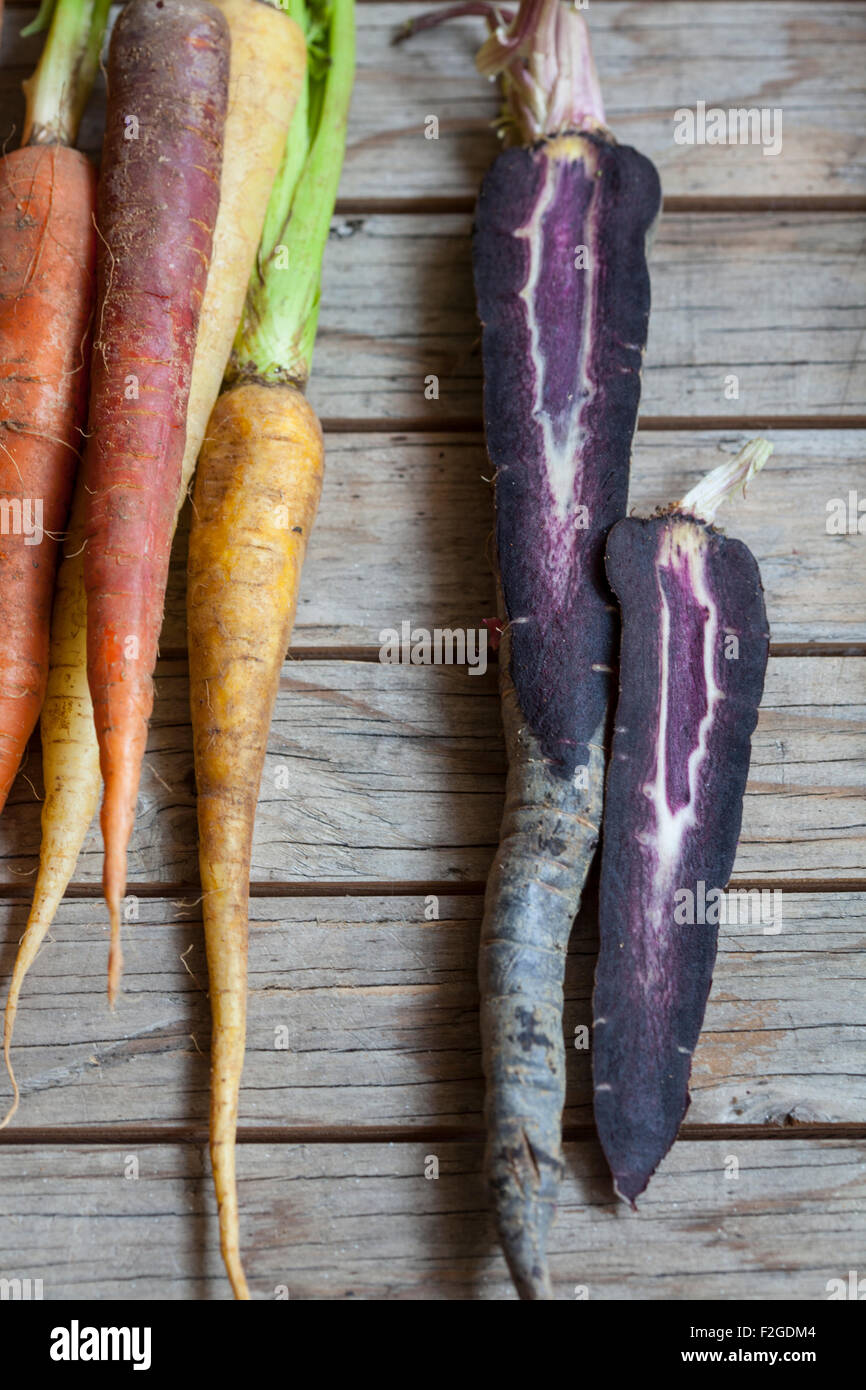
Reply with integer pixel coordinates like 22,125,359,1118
400,0,661,1297
82,0,229,1004
179,0,307,500
189,385,324,1301
1,0,306,1122
594,441,772,1204
0,0,107,811
187,0,354,1298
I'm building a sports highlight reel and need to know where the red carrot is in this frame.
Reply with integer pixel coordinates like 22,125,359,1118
82,0,229,1002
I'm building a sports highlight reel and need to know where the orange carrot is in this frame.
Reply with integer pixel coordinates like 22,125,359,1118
0,148,94,806
0,0,107,809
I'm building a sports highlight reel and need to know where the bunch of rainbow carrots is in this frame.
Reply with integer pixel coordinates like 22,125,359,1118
0,0,354,1298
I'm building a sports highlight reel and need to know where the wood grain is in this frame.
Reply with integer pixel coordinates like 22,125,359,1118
0,657,862,886
2,4,864,199
345,2,866,202
306,212,865,420
0,0,862,1303
0,893,862,1131
150,430,866,649
0,1139,862,1299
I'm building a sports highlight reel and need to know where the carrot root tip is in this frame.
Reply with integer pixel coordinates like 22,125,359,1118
1,1009,21,1130
106,901,124,1008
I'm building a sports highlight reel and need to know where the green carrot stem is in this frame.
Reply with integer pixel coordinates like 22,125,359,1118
231,0,356,387
21,0,58,38
22,0,111,148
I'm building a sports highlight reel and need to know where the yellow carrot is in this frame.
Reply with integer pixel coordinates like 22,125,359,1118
189,384,323,1298
188,0,354,1297
2,0,306,1122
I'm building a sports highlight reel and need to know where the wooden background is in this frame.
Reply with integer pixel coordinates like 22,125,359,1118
0,0,865,1300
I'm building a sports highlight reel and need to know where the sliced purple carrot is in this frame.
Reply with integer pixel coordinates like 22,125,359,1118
474,7,660,1302
593,439,773,1205
401,0,661,1297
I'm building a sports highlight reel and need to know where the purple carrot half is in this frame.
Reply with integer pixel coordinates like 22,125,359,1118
593,440,773,1205
400,0,661,1296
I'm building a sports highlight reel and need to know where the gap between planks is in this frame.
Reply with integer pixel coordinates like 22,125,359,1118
0,877,863,900
334,196,866,216
152,643,866,663
320,416,866,433
1,1123,864,1148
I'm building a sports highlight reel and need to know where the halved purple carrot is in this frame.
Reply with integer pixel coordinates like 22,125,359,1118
593,439,773,1205
400,0,661,1297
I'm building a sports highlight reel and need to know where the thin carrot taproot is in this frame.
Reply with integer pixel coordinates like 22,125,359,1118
2,0,306,1119
187,0,354,1298
0,0,106,812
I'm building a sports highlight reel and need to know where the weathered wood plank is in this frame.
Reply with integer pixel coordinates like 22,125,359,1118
0,1,860,1303
157,430,866,649
2,4,863,199
0,1140,862,1299
346,2,866,202
311,212,865,420
0,658,863,884
0,894,862,1130
1,24,862,425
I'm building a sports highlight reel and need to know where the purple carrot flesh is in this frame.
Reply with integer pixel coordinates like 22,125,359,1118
401,0,661,1296
593,440,773,1204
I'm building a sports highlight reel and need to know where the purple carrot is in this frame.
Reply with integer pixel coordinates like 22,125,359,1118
401,0,661,1296
474,6,659,1300
593,439,773,1204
